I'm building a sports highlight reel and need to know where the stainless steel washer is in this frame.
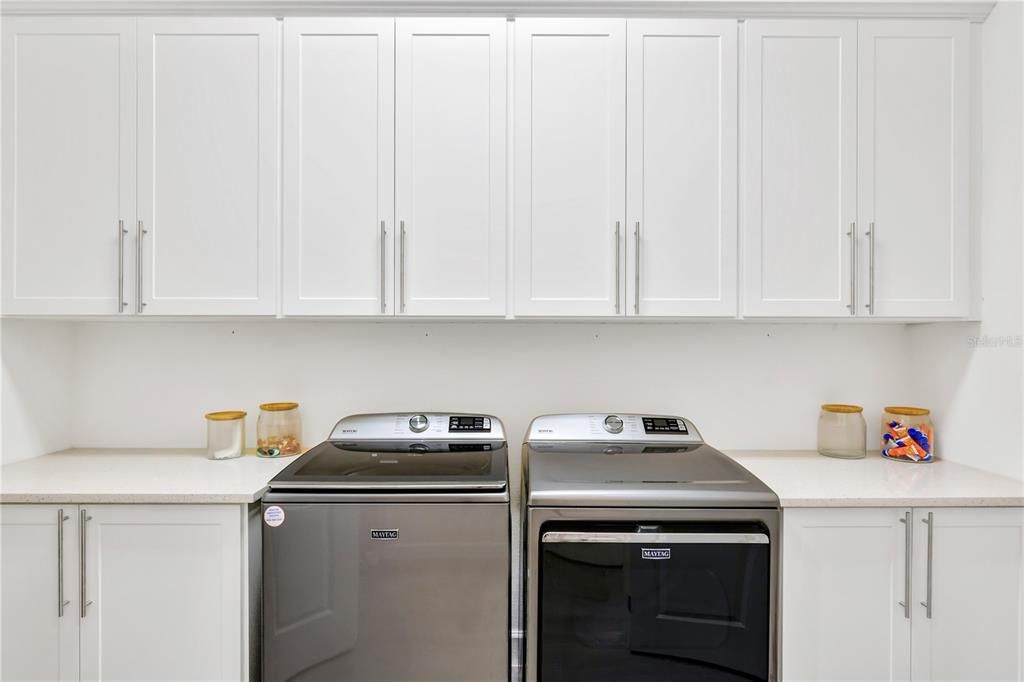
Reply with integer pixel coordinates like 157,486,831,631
522,414,780,682
263,413,510,682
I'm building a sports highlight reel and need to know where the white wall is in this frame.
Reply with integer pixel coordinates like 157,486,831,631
908,1,1024,481
0,320,76,464
66,320,912,473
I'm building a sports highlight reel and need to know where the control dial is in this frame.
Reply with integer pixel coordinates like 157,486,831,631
603,415,624,434
409,414,429,433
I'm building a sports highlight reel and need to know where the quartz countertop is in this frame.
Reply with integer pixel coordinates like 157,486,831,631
1,447,1021,507
0,449,294,504
725,450,1024,508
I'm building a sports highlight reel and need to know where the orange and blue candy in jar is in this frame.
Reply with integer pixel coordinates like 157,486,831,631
881,406,934,462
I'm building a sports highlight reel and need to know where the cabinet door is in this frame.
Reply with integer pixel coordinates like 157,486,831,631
78,505,243,681
514,19,626,316
781,508,911,682
137,18,278,315
742,21,857,317
911,508,1024,681
626,20,737,317
858,21,970,318
282,18,395,316
0,505,79,681
1,18,135,315
396,18,507,316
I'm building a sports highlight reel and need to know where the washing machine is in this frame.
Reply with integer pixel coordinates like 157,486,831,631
263,412,510,682
522,414,780,682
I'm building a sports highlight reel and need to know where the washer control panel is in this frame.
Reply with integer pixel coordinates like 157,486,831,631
526,414,703,444
329,413,505,441
642,416,688,434
449,415,492,432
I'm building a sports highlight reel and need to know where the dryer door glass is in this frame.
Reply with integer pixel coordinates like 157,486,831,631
539,523,770,681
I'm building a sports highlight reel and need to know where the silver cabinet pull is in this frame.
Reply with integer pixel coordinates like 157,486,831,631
399,221,406,313
117,221,127,313
865,221,875,314
614,222,621,314
57,509,70,617
379,221,387,314
80,509,93,618
898,511,911,618
846,223,856,314
136,220,147,313
920,511,933,618
634,222,641,315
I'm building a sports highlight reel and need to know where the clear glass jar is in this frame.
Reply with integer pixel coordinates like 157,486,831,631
882,406,934,462
205,411,246,460
817,404,867,459
257,403,303,458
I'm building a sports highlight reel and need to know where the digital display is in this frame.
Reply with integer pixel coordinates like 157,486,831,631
449,415,492,432
642,417,688,434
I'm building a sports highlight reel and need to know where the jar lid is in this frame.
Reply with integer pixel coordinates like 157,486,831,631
206,410,247,421
821,404,864,413
885,406,930,416
260,402,299,412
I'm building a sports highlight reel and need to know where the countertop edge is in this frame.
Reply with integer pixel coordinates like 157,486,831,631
778,496,1024,508
0,489,268,505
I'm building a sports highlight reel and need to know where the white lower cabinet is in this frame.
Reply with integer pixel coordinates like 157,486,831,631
782,507,1024,682
1,504,247,682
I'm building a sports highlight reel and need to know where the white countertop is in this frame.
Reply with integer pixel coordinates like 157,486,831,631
0,448,1021,507
726,450,1024,507
0,449,294,504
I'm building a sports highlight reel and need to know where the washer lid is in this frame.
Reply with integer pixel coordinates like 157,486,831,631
525,442,778,508
268,440,508,493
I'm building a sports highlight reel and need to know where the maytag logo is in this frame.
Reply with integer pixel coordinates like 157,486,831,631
370,529,399,540
641,548,671,560
342,429,357,433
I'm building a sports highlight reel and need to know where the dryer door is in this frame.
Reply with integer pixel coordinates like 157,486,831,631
539,523,770,681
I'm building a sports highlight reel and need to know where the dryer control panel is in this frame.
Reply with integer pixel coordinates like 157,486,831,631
525,414,703,444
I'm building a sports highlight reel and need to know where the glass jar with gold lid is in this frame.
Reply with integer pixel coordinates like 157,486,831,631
882,406,934,462
206,411,246,460
257,402,303,458
817,404,866,459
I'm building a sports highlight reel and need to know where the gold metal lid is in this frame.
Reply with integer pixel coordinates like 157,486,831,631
884,406,930,416
821,404,864,413
260,402,299,412
205,410,247,421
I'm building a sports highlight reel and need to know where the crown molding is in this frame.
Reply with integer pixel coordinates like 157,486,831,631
0,0,998,20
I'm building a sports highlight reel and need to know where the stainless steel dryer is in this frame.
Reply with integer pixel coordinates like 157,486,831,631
522,414,780,682
263,413,510,682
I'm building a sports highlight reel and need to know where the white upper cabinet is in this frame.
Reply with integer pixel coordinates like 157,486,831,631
857,21,970,318
396,18,507,316
514,19,626,316
1,17,136,315
137,18,279,315
626,20,738,317
282,18,395,316
0,505,79,682
782,507,912,682
910,508,1024,682
742,20,857,317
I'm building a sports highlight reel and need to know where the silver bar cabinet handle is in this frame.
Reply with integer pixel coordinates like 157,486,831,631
117,220,127,313
898,511,911,618
846,223,856,314
920,512,934,618
136,220,147,313
614,222,621,314
57,509,70,617
399,221,406,313
865,221,875,314
634,222,641,315
80,509,93,618
379,221,387,314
